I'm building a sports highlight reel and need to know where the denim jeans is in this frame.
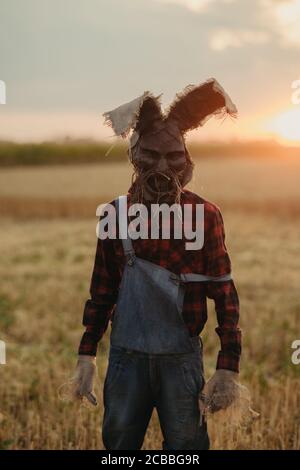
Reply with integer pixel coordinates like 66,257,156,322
102,336,210,450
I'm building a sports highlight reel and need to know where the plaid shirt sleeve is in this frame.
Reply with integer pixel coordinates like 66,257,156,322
78,234,121,357
204,205,242,373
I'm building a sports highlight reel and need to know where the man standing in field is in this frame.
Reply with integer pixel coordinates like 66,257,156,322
74,78,241,450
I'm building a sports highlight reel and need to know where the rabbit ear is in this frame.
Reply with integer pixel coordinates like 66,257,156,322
103,91,163,139
166,77,237,134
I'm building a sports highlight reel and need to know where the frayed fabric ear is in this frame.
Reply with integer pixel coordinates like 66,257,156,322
103,91,163,139
166,77,237,134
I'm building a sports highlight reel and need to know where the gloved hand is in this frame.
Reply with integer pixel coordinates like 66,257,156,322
200,369,239,414
73,355,98,406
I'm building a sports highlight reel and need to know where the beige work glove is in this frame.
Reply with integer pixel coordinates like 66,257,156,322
200,369,239,414
73,355,98,406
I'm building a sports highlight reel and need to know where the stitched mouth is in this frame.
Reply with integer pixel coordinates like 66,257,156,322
130,167,186,204
146,172,174,193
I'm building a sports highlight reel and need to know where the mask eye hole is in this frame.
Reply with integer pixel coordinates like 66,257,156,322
166,151,186,169
141,148,160,159
166,151,185,159
137,148,160,168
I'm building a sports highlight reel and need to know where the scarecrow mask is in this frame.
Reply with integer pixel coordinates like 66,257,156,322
103,78,237,203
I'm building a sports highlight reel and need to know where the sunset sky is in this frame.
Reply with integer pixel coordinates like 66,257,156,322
1,0,300,144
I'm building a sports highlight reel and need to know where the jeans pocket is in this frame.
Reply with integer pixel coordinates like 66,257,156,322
104,348,128,394
181,360,205,397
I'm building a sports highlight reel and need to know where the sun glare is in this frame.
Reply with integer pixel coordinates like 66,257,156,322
265,108,300,145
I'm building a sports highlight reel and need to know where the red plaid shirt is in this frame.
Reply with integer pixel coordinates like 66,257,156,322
78,189,241,372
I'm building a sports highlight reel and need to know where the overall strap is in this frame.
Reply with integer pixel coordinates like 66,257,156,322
115,195,136,263
180,272,232,282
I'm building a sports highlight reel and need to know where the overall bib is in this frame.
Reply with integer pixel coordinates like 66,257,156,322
102,195,231,450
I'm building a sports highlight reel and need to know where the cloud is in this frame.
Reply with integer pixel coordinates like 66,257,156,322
154,0,235,13
261,0,300,48
209,28,270,51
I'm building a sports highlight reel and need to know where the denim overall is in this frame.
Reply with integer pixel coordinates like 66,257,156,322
102,195,231,450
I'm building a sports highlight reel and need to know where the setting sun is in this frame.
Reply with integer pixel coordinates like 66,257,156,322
265,108,300,145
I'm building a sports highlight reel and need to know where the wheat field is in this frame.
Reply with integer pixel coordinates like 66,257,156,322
0,156,300,449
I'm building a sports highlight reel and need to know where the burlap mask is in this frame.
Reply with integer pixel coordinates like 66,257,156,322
103,78,237,203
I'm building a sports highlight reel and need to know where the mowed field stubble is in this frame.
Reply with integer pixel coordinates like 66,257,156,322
0,155,300,449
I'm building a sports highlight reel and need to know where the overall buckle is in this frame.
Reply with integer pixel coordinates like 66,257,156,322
126,253,136,266
169,273,185,286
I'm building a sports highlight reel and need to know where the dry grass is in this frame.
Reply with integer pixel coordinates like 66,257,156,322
0,156,299,449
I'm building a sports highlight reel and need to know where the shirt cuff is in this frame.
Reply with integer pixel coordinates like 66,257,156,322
216,351,240,373
78,331,100,357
